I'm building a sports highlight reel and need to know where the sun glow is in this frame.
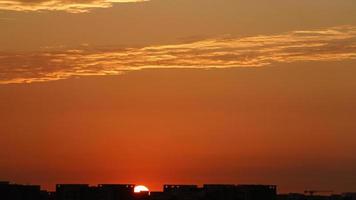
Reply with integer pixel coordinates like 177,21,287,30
134,185,149,193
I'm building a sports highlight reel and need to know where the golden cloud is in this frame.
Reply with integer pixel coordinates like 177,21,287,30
0,0,148,13
1,26,356,84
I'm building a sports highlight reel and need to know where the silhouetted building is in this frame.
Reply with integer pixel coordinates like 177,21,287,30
163,185,199,193
161,185,202,200
98,184,135,200
203,184,237,200
56,184,99,200
236,185,277,200
149,191,168,200
0,181,44,200
151,184,277,200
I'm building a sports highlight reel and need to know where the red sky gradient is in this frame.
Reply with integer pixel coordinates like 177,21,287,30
1,61,356,192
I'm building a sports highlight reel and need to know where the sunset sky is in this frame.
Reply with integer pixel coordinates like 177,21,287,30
1,0,356,193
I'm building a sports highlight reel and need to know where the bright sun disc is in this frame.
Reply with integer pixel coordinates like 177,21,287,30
134,185,149,193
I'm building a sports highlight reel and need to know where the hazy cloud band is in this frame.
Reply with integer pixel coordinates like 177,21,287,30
1,26,356,84
0,0,148,13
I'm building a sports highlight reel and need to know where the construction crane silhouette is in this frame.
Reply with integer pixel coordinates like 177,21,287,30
304,190,333,196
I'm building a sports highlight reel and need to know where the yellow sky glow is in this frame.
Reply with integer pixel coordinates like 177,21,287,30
0,0,149,13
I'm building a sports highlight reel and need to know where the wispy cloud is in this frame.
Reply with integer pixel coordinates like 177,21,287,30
1,26,356,84
0,0,148,13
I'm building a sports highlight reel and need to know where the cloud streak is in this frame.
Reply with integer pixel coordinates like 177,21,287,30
1,26,356,84
0,0,148,13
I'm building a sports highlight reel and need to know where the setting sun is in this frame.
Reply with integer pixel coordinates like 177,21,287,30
134,185,149,193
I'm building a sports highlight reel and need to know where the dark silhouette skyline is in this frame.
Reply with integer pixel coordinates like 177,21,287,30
1,181,356,200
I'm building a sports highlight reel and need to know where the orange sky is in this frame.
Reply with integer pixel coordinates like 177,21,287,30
0,0,356,193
